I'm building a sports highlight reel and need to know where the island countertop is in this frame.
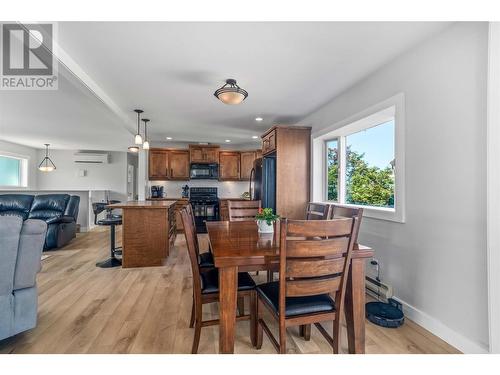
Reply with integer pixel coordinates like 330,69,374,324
107,200,176,209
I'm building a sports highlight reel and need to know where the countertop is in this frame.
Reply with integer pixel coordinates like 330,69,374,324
107,200,176,209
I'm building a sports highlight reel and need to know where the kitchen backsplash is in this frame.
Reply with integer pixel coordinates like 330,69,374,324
147,180,249,199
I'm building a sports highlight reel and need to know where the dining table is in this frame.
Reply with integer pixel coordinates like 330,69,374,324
206,220,374,354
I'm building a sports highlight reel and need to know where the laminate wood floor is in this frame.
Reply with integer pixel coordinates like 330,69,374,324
0,228,460,354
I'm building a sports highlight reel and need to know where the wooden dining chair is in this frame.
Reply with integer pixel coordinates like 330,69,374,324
255,217,360,354
185,203,214,269
180,207,257,353
329,204,364,242
228,200,261,221
305,202,331,220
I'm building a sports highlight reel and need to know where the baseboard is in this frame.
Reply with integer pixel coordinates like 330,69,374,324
79,226,89,233
393,296,489,354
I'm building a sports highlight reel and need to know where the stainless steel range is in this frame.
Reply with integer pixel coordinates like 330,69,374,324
189,187,219,233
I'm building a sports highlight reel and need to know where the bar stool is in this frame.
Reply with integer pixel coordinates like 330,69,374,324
96,216,123,268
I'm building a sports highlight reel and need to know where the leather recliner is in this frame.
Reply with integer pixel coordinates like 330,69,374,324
0,194,80,250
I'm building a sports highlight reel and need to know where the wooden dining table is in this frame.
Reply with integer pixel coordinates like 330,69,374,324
206,220,374,354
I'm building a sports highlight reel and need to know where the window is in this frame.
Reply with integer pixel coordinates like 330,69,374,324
0,154,28,188
312,93,405,222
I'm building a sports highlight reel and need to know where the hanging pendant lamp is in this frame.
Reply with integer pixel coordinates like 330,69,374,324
142,118,150,150
134,109,144,144
38,144,56,172
214,79,248,105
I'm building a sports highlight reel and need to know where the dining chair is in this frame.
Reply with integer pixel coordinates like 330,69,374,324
255,217,360,354
180,207,257,353
228,200,261,221
329,204,364,242
305,202,331,220
185,203,214,269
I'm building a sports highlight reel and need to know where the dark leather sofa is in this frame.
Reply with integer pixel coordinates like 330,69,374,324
0,194,80,250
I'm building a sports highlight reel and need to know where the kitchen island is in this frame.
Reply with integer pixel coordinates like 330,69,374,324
107,200,176,268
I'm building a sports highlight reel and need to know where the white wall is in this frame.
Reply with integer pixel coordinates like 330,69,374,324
36,150,128,201
0,139,38,189
303,22,489,352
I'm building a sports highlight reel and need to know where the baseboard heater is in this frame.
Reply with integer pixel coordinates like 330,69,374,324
365,276,393,302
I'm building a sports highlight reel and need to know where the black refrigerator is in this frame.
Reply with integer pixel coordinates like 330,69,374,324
249,153,276,213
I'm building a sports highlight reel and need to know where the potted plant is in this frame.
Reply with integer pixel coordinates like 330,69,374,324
255,208,280,233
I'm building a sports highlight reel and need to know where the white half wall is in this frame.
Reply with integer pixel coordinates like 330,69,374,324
303,22,489,352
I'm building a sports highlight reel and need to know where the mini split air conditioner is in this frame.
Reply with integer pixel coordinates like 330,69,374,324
365,276,393,302
73,152,109,164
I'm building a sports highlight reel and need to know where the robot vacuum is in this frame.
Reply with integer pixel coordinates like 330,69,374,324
366,298,405,328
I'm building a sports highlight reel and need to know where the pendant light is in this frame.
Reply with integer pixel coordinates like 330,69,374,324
214,79,248,105
134,109,144,144
38,144,56,172
142,118,150,150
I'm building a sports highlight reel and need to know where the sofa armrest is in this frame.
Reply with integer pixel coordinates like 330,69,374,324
14,219,47,290
0,216,23,295
60,215,75,223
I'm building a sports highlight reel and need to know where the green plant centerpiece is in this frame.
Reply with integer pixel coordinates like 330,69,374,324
255,207,279,233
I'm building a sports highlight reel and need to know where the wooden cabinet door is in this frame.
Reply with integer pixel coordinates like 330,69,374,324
219,152,240,180
203,147,219,163
262,129,276,155
240,151,256,180
190,146,204,163
149,150,169,180
169,150,190,180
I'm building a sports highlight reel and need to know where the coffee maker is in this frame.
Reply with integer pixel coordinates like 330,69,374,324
151,185,164,198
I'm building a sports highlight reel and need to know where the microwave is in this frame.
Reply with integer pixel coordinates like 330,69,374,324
190,163,219,180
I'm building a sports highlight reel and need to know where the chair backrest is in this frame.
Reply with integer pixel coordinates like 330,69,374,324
329,204,363,242
305,202,331,220
180,207,202,296
278,217,360,319
228,200,261,221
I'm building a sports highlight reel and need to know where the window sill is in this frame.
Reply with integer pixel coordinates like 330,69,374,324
323,202,405,223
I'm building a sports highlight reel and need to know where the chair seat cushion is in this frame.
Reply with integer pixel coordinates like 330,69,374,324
256,282,335,317
198,252,214,268
200,269,255,294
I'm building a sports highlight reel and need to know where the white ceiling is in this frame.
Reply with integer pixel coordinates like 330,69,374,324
0,22,452,151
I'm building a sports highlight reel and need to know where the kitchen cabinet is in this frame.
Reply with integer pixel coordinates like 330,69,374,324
240,150,261,181
149,149,169,180
189,145,220,163
262,128,277,155
168,150,190,180
219,151,240,181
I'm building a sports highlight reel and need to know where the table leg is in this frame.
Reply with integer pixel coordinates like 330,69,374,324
219,266,238,354
344,258,366,354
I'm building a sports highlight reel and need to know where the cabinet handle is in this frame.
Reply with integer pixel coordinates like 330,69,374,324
171,168,173,177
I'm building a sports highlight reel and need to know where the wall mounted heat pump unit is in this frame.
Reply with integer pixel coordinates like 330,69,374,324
73,152,110,164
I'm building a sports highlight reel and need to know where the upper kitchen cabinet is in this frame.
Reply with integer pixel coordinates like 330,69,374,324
189,145,220,163
262,128,277,155
219,151,240,181
149,149,169,180
168,150,190,180
240,150,261,180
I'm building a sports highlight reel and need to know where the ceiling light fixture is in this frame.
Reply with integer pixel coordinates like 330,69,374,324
214,79,248,105
142,118,150,150
255,117,263,122
128,146,140,153
134,109,144,144
38,143,56,172
166,137,172,140
252,135,259,139
225,139,231,143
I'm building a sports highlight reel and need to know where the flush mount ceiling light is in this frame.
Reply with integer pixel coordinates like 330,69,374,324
252,135,259,139
38,144,56,172
166,137,172,140
134,109,144,144
214,79,248,105
128,146,140,153
255,117,263,122
142,118,150,150
225,139,231,143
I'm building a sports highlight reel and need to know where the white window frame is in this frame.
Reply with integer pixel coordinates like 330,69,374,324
0,151,29,189
311,93,405,223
